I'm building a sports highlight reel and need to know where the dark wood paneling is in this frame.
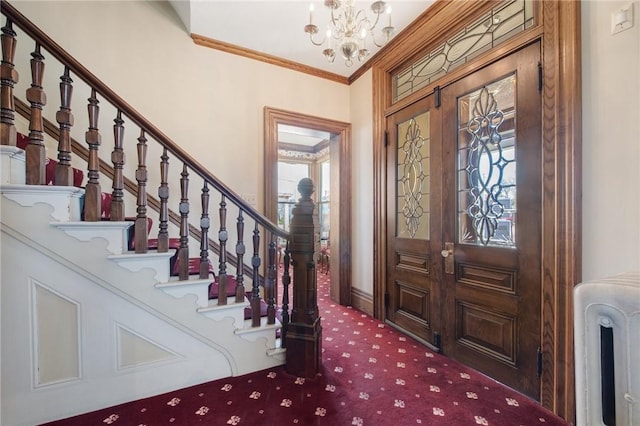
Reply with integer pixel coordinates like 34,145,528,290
457,263,517,294
456,301,516,365
396,281,430,322
397,252,430,275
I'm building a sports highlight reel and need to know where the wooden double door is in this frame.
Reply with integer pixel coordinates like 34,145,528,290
386,43,542,399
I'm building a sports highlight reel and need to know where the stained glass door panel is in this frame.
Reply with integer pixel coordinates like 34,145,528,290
441,42,542,399
386,95,443,347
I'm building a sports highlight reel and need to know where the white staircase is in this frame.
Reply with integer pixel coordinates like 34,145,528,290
0,146,285,426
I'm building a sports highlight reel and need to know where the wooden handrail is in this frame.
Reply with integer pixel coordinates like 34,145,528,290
1,0,286,239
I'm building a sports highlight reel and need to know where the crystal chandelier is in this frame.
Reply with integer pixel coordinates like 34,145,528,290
304,0,395,67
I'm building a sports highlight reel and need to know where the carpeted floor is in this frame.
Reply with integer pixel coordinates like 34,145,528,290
44,272,570,425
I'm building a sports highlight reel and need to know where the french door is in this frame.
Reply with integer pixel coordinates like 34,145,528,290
386,42,542,399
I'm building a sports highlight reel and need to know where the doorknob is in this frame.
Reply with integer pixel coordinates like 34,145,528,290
441,242,454,274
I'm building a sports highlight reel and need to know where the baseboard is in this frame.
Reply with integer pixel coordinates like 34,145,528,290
350,287,373,316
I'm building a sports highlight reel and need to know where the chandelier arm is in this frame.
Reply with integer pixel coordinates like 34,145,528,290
330,7,340,33
368,10,382,31
308,31,326,46
369,28,390,48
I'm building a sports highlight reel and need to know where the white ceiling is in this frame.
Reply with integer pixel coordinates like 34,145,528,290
168,0,434,78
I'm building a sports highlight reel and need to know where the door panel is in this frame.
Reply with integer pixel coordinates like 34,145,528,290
386,42,542,399
386,95,442,346
442,42,542,399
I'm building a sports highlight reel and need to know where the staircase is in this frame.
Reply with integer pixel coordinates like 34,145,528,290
0,2,321,425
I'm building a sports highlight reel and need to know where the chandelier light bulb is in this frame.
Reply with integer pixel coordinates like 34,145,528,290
304,0,395,67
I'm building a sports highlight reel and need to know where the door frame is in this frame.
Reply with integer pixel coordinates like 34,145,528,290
370,1,580,420
264,107,352,305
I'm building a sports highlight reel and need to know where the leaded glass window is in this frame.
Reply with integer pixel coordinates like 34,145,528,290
397,112,430,239
392,0,534,103
457,75,516,248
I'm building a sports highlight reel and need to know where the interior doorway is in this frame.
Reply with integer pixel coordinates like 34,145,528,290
264,107,352,305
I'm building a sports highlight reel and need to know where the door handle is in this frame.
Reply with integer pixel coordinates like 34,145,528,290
441,242,454,274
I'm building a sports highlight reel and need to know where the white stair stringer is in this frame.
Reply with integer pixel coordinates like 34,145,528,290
236,316,284,357
53,220,133,255
0,145,26,184
0,188,286,425
156,277,212,308
198,298,250,328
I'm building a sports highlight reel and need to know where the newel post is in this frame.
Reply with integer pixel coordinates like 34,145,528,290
285,177,322,378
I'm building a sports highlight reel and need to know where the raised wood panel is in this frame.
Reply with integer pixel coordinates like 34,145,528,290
456,301,516,365
457,263,516,294
396,252,430,275
396,281,430,323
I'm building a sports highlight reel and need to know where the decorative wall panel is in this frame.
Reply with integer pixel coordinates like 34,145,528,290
32,281,80,386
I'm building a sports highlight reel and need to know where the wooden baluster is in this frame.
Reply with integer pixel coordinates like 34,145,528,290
235,211,246,304
251,224,261,327
281,240,291,347
1,19,18,146
157,148,169,252
216,194,228,305
199,183,211,279
110,110,125,220
267,234,277,325
134,130,148,253
26,43,46,185
286,177,322,378
83,89,101,221
55,67,74,186
178,164,189,280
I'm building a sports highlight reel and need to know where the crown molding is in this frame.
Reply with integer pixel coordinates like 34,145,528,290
191,33,349,85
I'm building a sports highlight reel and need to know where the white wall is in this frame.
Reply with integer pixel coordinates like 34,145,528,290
349,71,375,297
582,1,640,281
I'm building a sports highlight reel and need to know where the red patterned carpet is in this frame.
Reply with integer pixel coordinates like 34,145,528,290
45,273,570,425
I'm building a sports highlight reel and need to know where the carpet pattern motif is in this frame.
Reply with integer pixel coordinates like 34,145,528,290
45,273,570,425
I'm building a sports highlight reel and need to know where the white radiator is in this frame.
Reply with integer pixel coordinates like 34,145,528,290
574,271,640,426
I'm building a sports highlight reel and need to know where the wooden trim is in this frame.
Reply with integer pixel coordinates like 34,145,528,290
371,0,581,420
372,66,387,320
192,34,349,85
351,287,373,316
278,139,330,155
539,1,581,420
264,107,352,306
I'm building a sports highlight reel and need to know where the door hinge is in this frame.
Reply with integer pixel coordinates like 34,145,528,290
384,292,389,308
537,347,543,377
434,85,441,108
538,62,543,92
433,331,441,350
384,131,389,147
